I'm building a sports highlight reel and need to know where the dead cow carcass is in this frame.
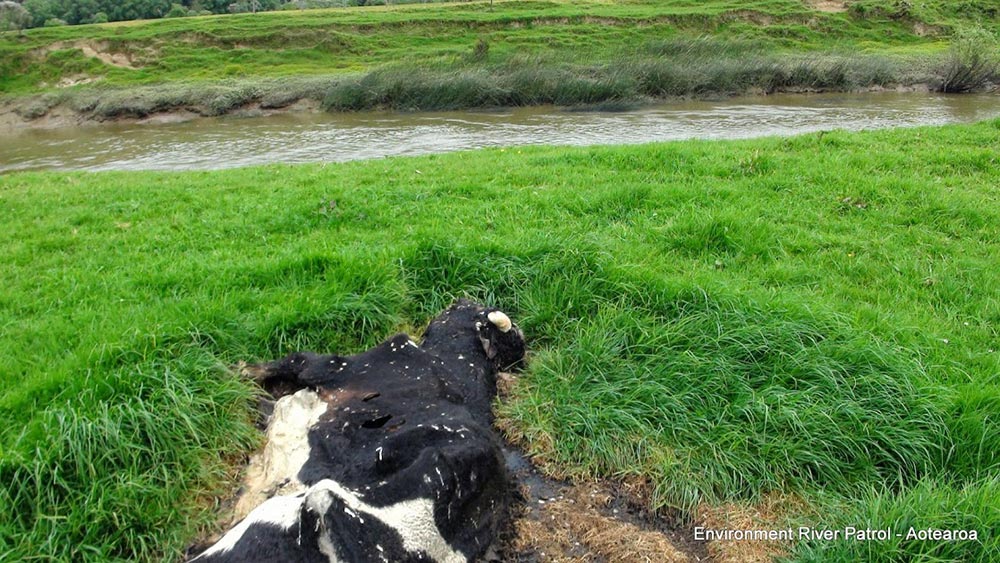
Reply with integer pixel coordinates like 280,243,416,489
191,300,525,563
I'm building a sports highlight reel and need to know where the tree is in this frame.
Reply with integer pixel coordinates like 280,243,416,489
22,0,57,27
16,0,282,26
166,2,187,17
62,0,100,24
0,1,31,31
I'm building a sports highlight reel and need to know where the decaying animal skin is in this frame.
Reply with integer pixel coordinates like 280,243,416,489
191,300,525,563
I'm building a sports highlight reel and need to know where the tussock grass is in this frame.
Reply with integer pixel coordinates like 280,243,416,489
0,359,259,560
39,49,917,118
2,121,1000,560
936,27,1000,93
794,478,1000,561
10,46,920,119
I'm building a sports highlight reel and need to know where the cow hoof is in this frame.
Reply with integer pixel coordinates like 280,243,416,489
235,360,268,381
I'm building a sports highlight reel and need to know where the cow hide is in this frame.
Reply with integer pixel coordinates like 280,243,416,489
190,300,526,563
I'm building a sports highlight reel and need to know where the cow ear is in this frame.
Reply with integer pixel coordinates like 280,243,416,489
299,488,328,546
300,486,342,545
478,333,498,359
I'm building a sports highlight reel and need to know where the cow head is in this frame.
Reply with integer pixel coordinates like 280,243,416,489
477,308,526,371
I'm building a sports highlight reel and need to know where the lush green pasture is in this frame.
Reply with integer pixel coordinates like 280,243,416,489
1,120,999,561
2,0,998,115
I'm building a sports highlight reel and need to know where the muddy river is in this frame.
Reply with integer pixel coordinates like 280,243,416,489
1,92,998,173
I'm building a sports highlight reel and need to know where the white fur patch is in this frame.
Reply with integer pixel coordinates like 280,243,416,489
234,389,329,519
197,478,465,562
192,494,305,559
308,479,466,563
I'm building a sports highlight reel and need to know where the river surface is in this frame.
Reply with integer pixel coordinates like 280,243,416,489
2,92,999,173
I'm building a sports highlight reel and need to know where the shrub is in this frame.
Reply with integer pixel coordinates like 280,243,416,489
937,27,1000,93
166,3,188,18
0,0,31,31
470,38,490,62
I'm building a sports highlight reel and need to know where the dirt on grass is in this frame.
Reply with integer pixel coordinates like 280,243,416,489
494,444,711,562
32,40,144,69
494,371,804,563
695,495,804,563
804,0,849,13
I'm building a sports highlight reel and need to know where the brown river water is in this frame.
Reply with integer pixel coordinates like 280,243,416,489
1,92,998,173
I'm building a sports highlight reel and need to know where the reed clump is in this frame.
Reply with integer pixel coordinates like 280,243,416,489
936,27,1000,93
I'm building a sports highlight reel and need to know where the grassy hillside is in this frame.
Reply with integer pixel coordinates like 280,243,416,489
1,120,999,560
1,0,998,117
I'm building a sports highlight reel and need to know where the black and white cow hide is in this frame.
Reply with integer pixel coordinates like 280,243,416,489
190,300,525,563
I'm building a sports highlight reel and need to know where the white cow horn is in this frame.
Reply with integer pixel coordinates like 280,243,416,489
487,311,512,333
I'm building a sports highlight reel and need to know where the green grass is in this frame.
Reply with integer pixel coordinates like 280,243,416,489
1,120,999,560
1,0,998,115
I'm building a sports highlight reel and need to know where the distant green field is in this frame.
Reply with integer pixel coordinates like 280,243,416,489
1,0,998,115
2,120,999,561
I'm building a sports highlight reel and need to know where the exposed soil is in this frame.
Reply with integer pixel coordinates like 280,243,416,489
912,22,942,37
804,0,849,13
492,372,699,563
492,445,712,563
32,40,143,69
494,371,800,563
0,102,85,130
0,97,322,134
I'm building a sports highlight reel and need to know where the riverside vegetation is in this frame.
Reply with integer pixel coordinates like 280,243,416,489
1,0,999,121
1,120,999,561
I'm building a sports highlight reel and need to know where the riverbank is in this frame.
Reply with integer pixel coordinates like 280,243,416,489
9,91,1000,174
2,120,999,561
0,78,949,138
0,54,959,134
2,0,998,131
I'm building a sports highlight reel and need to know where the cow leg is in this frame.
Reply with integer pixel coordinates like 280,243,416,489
236,351,345,399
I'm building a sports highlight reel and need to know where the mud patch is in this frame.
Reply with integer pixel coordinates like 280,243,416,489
494,446,709,563
0,103,83,131
57,75,100,88
495,368,709,562
804,0,848,13
912,22,942,37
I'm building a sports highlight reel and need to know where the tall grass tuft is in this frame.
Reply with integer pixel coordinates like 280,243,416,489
399,243,947,511
322,47,905,113
0,353,259,561
793,478,1000,562
937,27,1000,93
